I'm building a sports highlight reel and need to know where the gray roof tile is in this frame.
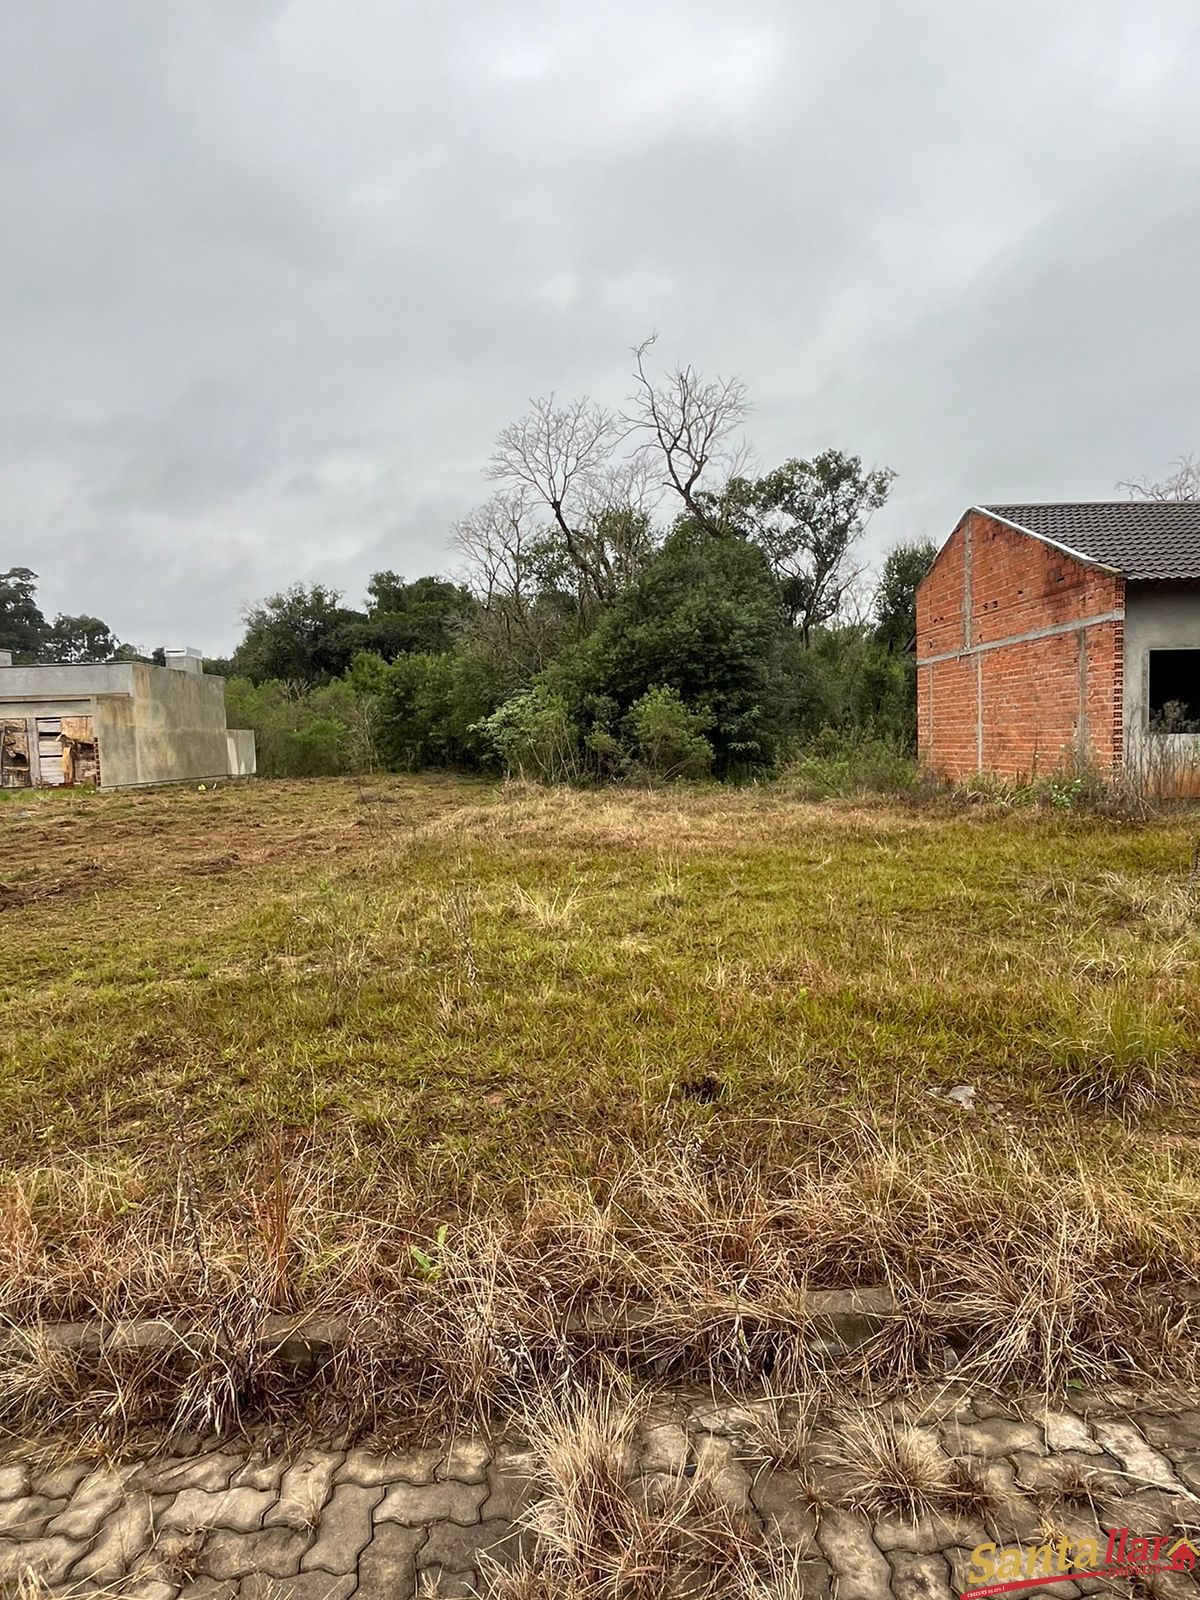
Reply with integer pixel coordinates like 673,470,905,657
980,501,1200,581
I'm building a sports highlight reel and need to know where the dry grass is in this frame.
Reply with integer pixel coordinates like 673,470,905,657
0,1129,1195,1448
486,1383,759,1600
834,1412,996,1520
1,777,1199,1441
745,1401,814,1473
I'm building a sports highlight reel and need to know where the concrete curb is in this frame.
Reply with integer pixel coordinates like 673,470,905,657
0,1288,897,1373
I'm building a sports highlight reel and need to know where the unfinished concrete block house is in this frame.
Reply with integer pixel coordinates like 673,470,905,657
0,648,255,790
916,502,1200,783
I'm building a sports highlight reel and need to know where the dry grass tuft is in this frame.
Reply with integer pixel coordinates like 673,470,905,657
487,1383,758,1599
745,1399,815,1473
835,1412,996,1521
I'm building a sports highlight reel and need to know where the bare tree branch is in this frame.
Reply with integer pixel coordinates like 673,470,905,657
624,333,750,533
1120,453,1200,501
488,394,621,591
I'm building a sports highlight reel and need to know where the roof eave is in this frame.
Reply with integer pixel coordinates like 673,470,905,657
973,506,1124,577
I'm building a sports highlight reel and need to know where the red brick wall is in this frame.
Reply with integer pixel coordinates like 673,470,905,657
916,510,1124,779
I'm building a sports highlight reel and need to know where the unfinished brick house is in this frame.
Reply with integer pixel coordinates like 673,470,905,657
916,502,1200,781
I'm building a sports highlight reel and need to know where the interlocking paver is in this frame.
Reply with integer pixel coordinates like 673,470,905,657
0,1495,66,1539
378,1476,488,1526
122,1579,178,1600
416,1569,475,1598
49,1465,140,1538
230,1454,288,1492
1091,1420,1186,1490
0,1466,29,1502
1042,1410,1102,1454
176,1578,237,1600
418,1515,523,1576
897,1388,976,1428
690,1400,768,1435
1138,1410,1200,1454
356,1521,428,1598
890,1548,955,1600
0,1533,83,1586
816,1509,892,1600
32,1461,91,1500
481,1443,537,1521
439,1437,491,1483
641,1421,689,1474
777,1557,833,1598
750,1466,818,1548
202,1525,310,1580
241,1574,356,1600
338,1444,441,1486
264,1451,344,1530
873,1510,987,1555
693,1432,753,1513
1010,1449,1124,1498
947,1417,1047,1459
163,1485,277,1533
138,1452,242,1494
300,1481,383,1574
72,1491,156,1582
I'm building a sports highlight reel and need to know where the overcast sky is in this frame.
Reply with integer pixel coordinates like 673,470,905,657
3,2,1199,653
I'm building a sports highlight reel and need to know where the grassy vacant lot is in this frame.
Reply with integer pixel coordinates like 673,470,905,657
1,776,1198,1433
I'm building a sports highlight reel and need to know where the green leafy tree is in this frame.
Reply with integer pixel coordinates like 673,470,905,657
873,538,937,652
0,567,50,661
729,450,894,642
45,614,119,663
351,572,477,659
553,520,789,773
231,584,364,687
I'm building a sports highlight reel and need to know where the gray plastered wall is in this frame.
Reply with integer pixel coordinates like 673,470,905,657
1123,580,1200,769
0,660,255,787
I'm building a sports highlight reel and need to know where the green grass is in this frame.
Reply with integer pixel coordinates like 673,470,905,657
1,775,1199,1421
2,775,1198,1188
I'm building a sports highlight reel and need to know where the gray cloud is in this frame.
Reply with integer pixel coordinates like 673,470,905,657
2,0,1199,651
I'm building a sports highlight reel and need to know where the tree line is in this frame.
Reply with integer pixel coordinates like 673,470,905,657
0,567,135,665
219,341,937,782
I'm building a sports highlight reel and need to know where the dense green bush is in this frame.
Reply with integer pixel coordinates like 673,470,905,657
223,677,374,777
550,523,789,775
369,650,498,771
471,687,580,782
782,728,920,798
625,686,715,780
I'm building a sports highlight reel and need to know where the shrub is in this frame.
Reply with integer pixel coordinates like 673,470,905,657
782,729,919,798
473,687,581,782
223,677,369,777
372,649,498,771
624,686,714,781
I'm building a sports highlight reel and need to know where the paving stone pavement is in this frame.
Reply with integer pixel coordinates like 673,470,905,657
1,1386,1199,1597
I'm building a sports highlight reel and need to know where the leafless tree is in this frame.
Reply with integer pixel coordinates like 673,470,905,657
487,396,666,608
488,395,633,603
452,491,566,679
625,334,751,533
1120,454,1200,500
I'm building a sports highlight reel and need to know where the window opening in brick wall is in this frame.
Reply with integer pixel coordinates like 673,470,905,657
1148,649,1200,733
